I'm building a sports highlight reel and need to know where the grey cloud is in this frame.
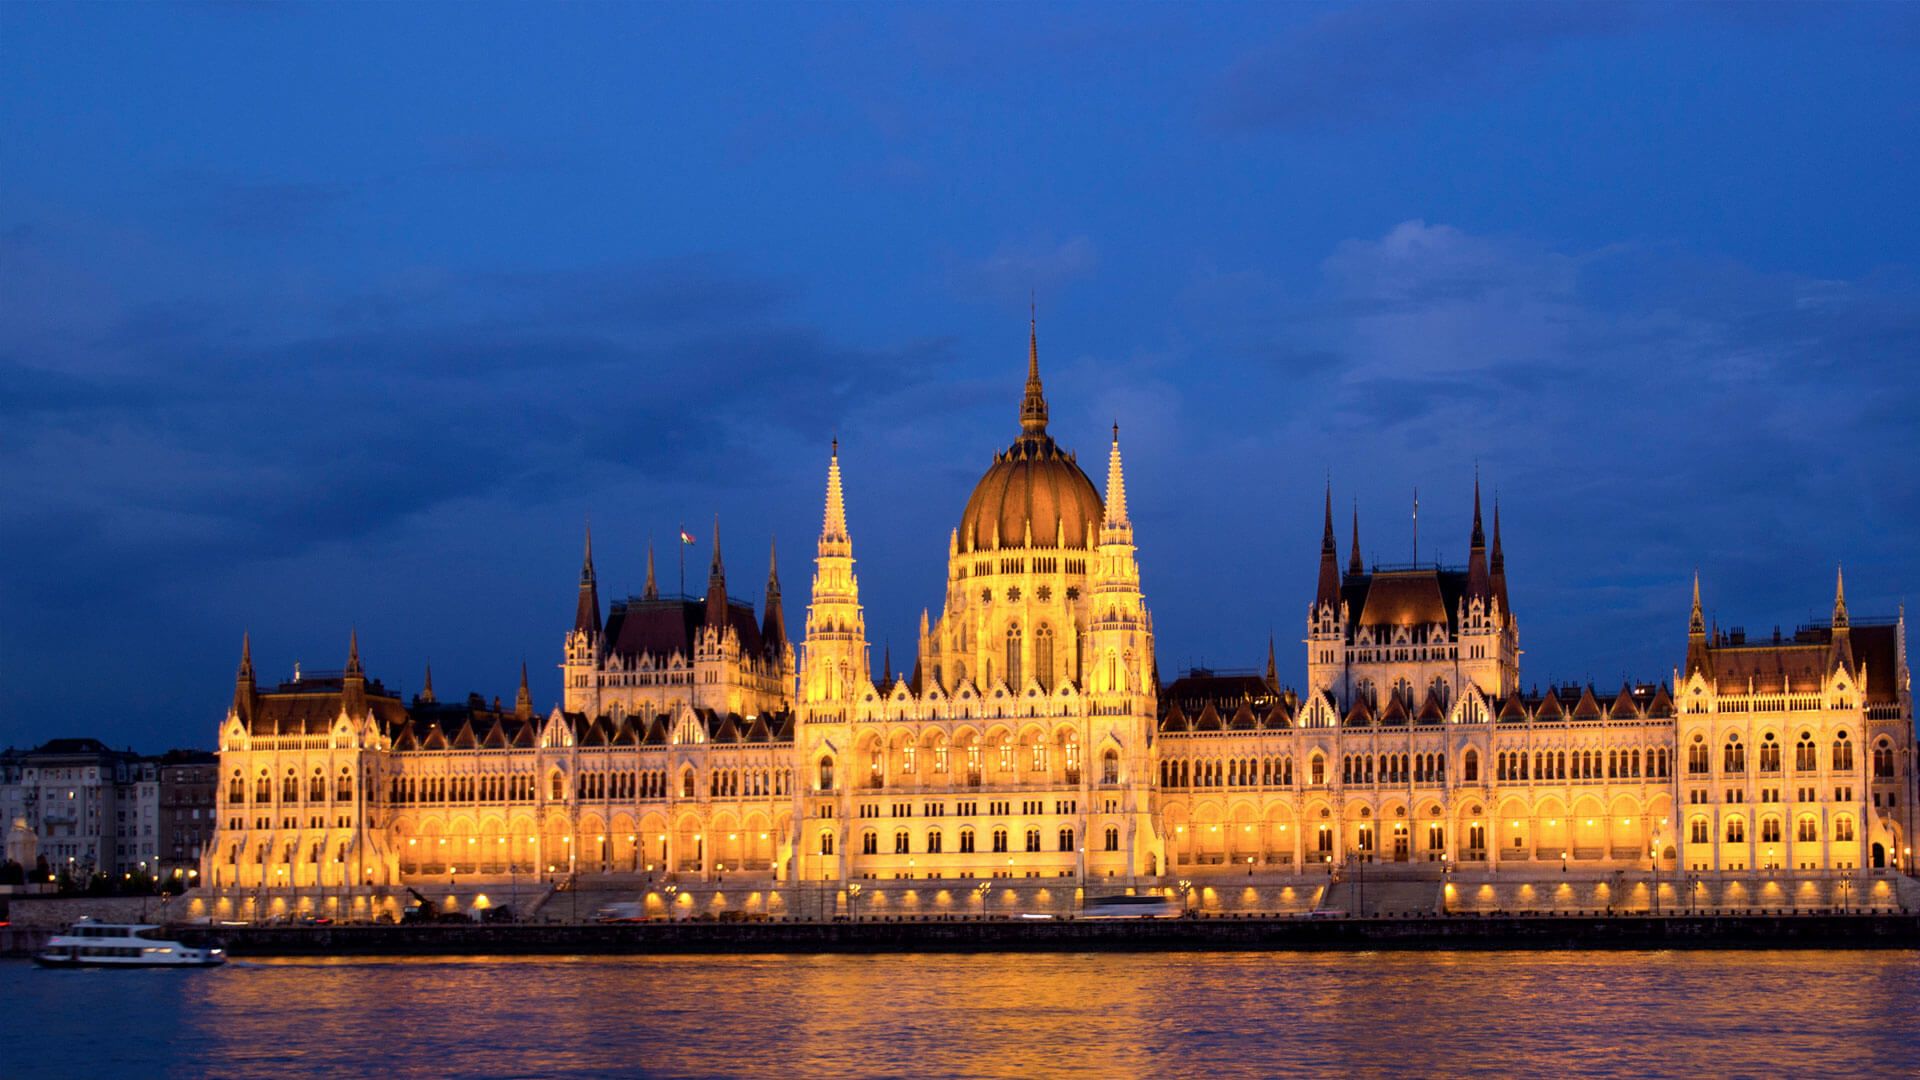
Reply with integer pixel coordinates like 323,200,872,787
1212,2,1651,132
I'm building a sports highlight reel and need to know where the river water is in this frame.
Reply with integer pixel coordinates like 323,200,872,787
5,950,1917,1077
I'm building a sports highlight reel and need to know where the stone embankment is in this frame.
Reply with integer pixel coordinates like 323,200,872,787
95,912,1917,957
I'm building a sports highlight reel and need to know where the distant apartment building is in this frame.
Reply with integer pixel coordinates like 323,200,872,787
0,739,217,882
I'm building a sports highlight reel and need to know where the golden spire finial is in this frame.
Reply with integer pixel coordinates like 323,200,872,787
1021,304,1047,436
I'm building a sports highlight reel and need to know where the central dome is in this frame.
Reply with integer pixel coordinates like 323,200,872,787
957,322,1103,552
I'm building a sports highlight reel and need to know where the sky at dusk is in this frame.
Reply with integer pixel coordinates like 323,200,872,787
3,2,1918,753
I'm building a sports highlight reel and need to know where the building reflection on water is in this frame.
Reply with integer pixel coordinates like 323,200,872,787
0,952,1840,1077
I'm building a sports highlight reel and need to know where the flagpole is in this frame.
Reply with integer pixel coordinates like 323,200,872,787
1412,487,1419,566
678,521,686,599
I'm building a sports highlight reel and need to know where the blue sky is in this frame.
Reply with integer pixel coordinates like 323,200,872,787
3,2,1917,751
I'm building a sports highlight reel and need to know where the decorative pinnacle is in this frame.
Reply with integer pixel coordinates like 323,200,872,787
822,441,849,542
1834,565,1849,628
1104,421,1128,525
1020,309,1048,436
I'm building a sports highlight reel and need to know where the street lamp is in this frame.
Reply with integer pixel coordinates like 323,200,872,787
847,882,861,923
1177,878,1193,915
974,880,990,919
1560,851,1569,875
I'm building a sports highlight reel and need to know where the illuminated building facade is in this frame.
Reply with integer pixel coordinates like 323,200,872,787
201,325,1915,905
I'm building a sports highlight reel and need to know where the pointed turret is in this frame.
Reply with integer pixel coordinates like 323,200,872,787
1490,497,1509,614
342,629,367,718
882,641,893,687
705,515,728,628
1348,504,1364,576
1316,484,1341,610
1264,633,1278,689
1829,566,1855,676
1020,309,1048,436
643,540,659,602
1685,573,1714,681
419,662,436,704
233,633,256,726
574,521,601,637
761,536,787,656
803,441,868,704
1465,476,1491,602
822,439,849,549
515,661,533,720
1104,421,1128,525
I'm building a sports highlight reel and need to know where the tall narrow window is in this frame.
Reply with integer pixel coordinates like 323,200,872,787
1102,749,1120,786
1833,732,1854,772
1005,623,1023,688
1035,624,1054,690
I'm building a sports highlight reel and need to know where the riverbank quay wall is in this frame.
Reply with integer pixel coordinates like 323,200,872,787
151,913,1920,956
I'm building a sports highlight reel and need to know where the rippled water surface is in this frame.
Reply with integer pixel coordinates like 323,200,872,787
6,950,1918,1077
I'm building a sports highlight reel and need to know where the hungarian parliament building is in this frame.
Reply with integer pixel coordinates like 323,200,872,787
202,325,1915,907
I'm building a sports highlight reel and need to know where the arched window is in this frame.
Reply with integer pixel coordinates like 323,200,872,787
1102,749,1120,785
1761,816,1781,843
1798,815,1818,842
1035,624,1054,689
927,829,943,854
1463,749,1479,783
1725,817,1745,844
992,828,1009,853
1689,816,1709,844
336,767,352,802
894,830,911,855
1024,828,1041,852
998,738,1014,774
282,769,299,802
1688,735,1709,775
229,770,246,804
818,755,835,791
959,828,976,853
1759,733,1780,773
256,769,271,803
1005,623,1023,688
1834,816,1855,843
821,831,835,856
1057,827,1074,852
1723,734,1745,775
310,769,326,802
1796,732,1817,771
553,771,567,801
1832,731,1853,772
1029,740,1046,773
1104,825,1120,851
1873,738,1894,779
681,768,695,799
861,831,878,855
1310,754,1326,786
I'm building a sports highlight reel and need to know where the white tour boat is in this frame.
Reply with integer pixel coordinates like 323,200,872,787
34,918,226,968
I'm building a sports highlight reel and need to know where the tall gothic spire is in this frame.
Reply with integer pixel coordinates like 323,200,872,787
643,540,659,601
1020,307,1048,436
1466,476,1491,601
821,439,850,549
1490,496,1509,613
515,661,533,719
705,515,728,628
342,629,366,717
1264,632,1278,688
420,662,435,704
233,632,256,724
1348,503,1364,576
1830,565,1855,677
1832,565,1849,629
1104,421,1129,525
1316,483,1341,610
1686,572,1713,681
762,535,787,656
575,520,602,637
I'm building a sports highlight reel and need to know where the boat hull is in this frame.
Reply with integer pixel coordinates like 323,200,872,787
34,952,226,969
